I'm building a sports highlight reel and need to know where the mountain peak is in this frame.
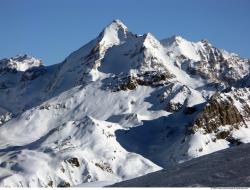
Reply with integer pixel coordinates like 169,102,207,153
161,35,187,46
142,32,161,48
102,19,128,36
171,35,184,41
109,19,128,30
96,19,130,49
0,54,42,72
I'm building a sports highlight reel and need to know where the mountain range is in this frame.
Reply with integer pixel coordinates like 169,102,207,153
0,19,250,187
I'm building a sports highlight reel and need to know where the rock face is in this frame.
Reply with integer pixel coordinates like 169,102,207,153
180,88,250,161
192,88,250,135
111,71,174,91
192,94,245,134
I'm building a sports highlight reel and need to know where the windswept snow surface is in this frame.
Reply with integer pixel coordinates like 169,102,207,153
0,20,250,187
111,143,250,187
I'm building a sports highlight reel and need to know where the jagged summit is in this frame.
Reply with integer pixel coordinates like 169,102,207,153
107,19,128,32
98,19,131,46
0,54,42,72
161,35,185,45
142,32,160,46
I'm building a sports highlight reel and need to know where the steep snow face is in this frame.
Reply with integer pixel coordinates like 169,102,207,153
99,32,173,75
161,36,202,62
47,20,136,93
0,55,42,72
98,19,130,51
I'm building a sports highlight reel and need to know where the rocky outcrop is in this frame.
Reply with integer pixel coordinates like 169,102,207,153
190,88,250,141
0,112,12,125
109,71,174,91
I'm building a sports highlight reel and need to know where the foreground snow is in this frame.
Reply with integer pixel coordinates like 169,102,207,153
111,143,250,187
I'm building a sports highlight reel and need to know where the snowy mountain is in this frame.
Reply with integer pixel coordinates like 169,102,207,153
0,19,249,187
161,36,250,87
0,54,42,72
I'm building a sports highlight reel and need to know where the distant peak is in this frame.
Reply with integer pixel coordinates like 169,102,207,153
168,35,185,43
142,32,158,42
143,32,154,38
104,19,128,33
11,54,36,61
111,19,127,27
172,35,184,40
199,38,213,47
141,33,162,50
1,54,41,63
160,35,187,47
0,54,42,72
96,19,130,48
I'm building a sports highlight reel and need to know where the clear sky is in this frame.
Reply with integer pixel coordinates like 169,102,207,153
1,0,249,65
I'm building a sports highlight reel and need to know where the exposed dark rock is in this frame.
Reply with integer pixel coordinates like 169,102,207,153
95,162,113,173
216,131,231,139
113,71,174,91
47,181,53,187
120,77,138,91
58,181,70,187
184,106,198,115
0,112,12,125
67,157,80,167
166,102,183,112
226,136,243,146
191,94,244,134
39,104,51,110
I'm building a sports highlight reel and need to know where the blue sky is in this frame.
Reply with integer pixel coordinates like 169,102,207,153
0,0,249,65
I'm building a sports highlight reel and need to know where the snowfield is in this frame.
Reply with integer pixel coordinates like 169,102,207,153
0,19,250,187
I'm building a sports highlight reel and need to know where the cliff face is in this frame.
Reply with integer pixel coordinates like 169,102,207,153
181,88,250,160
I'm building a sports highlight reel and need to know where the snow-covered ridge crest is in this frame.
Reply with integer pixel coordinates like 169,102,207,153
161,34,250,86
54,20,134,85
0,54,42,72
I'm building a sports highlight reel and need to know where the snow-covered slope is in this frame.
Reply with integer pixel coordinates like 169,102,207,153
0,116,160,187
0,19,250,187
